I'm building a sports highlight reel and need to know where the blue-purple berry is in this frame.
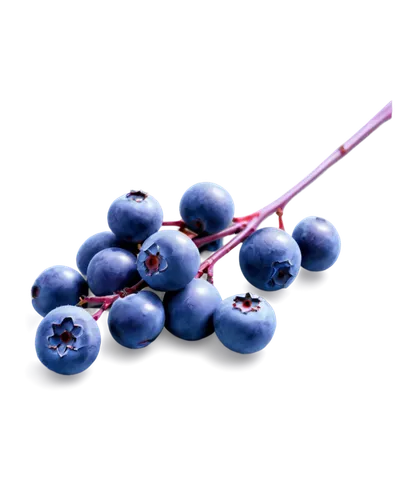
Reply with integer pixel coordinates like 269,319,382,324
239,227,301,291
35,306,101,375
87,247,139,296
108,190,163,243
76,231,120,275
164,279,222,341
137,230,200,291
214,293,276,354
179,182,235,234
108,291,165,349
31,265,88,317
292,216,341,271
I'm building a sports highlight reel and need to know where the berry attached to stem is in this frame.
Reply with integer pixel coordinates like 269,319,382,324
78,101,392,314
77,279,147,321
196,101,392,280
276,208,285,231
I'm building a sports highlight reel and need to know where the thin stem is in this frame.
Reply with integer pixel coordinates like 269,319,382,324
197,101,392,278
92,303,109,321
162,220,184,227
178,226,198,239
232,213,259,223
76,102,392,290
77,295,115,306
78,279,147,321
206,266,214,284
276,209,285,231
193,222,246,247
120,279,147,297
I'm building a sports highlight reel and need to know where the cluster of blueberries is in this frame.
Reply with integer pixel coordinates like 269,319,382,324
31,182,341,376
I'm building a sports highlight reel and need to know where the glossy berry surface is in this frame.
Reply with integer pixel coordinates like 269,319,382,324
137,230,200,291
239,227,301,291
87,248,139,296
31,265,88,317
107,190,163,243
179,182,235,234
108,291,165,349
214,293,276,354
164,278,222,341
35,306,101,375
292,216,341,271
76,231,120,275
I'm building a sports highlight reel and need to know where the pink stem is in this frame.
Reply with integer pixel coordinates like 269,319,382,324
121,280,147,296
77,295,115,306
78,103,392,289
193,222,247,247
92,303,111,321
206,266,214,284
78,280,147,321
276,209,285,231
162,220,184,227
197,101,392,277
232,213,259,223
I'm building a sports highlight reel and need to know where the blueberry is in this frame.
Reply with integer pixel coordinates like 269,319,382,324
292,216,341,271
87,248,139,296
35,306,101,375
31,266,88,317
108,291,165,349
137,230,201,291
108,190,163,243
76,231,120,275
179,182,235,233
163,278,222,341
214,293,276,354
239,227,301,291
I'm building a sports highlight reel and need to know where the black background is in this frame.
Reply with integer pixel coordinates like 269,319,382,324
23,92,399,392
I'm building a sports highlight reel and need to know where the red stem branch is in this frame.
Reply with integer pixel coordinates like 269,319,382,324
232,212,259,223
162,220,184,227
197,101,392,277
276,208,285,231
78,279,147,321
78,102,392,302
193,222,247,247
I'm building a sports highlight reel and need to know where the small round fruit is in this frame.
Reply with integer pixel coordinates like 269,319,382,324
87,248,139,296
31,266,88,317
137,230,200,291
179,182,235,233
164,279,222,341
108,292,165,349
35,306,101,375
76,231,120,275
292,216,341,271
239,227,301,291
107,190,163,243
214,293,276,354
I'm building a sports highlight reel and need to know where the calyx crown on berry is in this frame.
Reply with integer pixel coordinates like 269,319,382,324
47,317,83,358
126,190,148,202
232,293,262,314
268,260,293,288
138,243,168,276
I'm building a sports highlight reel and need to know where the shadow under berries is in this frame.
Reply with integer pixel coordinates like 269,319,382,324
26,362,92,387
